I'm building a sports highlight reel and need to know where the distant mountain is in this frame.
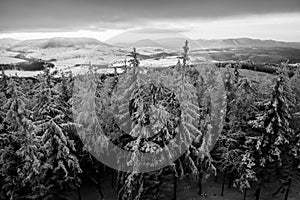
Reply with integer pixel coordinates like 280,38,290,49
114,39,162,48
111,37,300,50
194,38,300,49
2,36,300,52
7,37,111,51
0,38,20,49
153,38,200,49
114,38,200,50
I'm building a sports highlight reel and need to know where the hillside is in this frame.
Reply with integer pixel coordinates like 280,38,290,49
0,38,20,49
2,36,300,51
7,37,111,51
114,39,162,48
110,37,300,50
195,38,300,49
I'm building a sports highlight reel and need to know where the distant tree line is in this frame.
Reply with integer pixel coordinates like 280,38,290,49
0,60,54,71
215,61,295,77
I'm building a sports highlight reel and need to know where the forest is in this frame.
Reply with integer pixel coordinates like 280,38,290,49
0,41,300,200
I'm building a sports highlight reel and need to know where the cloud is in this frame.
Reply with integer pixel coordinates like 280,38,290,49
0,0,300,32
132,28,189,34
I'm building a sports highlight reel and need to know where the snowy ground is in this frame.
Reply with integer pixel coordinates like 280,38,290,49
71,174,300,200
0,50,20,57
0,56,26,64
1,45,183,76
140,56,179,68
1,45,205,76
59,65,124,75
3,70,43,77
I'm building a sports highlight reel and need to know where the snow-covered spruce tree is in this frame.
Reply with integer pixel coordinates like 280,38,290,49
114,42,224,199
0,69,9,121
157,41,200,198
113,48,164,200
164,41,223,198
291,67,300,135
291,68,300,160
0,68,8,93
229,77,260,193
71,65,110,157
112,44,195,199
0,69,8,131
210,67,236,193
273,67,300,200
32,68,81,199
0,78,43,200
71,66,113,199
163,41,220,198
59,72,73,103
0,70,8,172
176,41,202,164
249,71,296,200
210,67,258,196
183,55,227,196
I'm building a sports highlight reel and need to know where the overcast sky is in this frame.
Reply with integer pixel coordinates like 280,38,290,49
0,0,299,41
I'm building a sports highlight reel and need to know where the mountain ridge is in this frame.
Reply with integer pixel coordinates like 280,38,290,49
1,37,300,50
1,37,111,51
114,39,162,48
194,37,300,49
110,37,300,50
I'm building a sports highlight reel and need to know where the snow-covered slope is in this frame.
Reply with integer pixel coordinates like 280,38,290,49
9,37,110,51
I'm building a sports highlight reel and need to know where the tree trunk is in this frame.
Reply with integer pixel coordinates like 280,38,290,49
243,188,247,200
214,169,218,182
214,174,218,182
228,173,233,189
77,186,82,200
283,178,292,200
173,175,178,200
221,173,226,196
198,172,203,195
255,187,261,200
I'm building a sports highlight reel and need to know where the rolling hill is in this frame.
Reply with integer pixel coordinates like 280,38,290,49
1,36,300,51
195,38,300,49
0,38,20,49
6,37,111,51
114,39,162,48
110,37,300,50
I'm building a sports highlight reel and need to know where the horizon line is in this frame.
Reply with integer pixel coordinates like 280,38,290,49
1,36,300,43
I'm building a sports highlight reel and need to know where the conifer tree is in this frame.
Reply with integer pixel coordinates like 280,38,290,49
32,68,81,199
110,42,226,199
0,69,8,131
211,68,259,197
229,77,259,193
276,67,300,200
0,78,43,199
248,71,296,200
182,40,189,69
71,66,113,200
112,44,202,199
113,48,161,199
